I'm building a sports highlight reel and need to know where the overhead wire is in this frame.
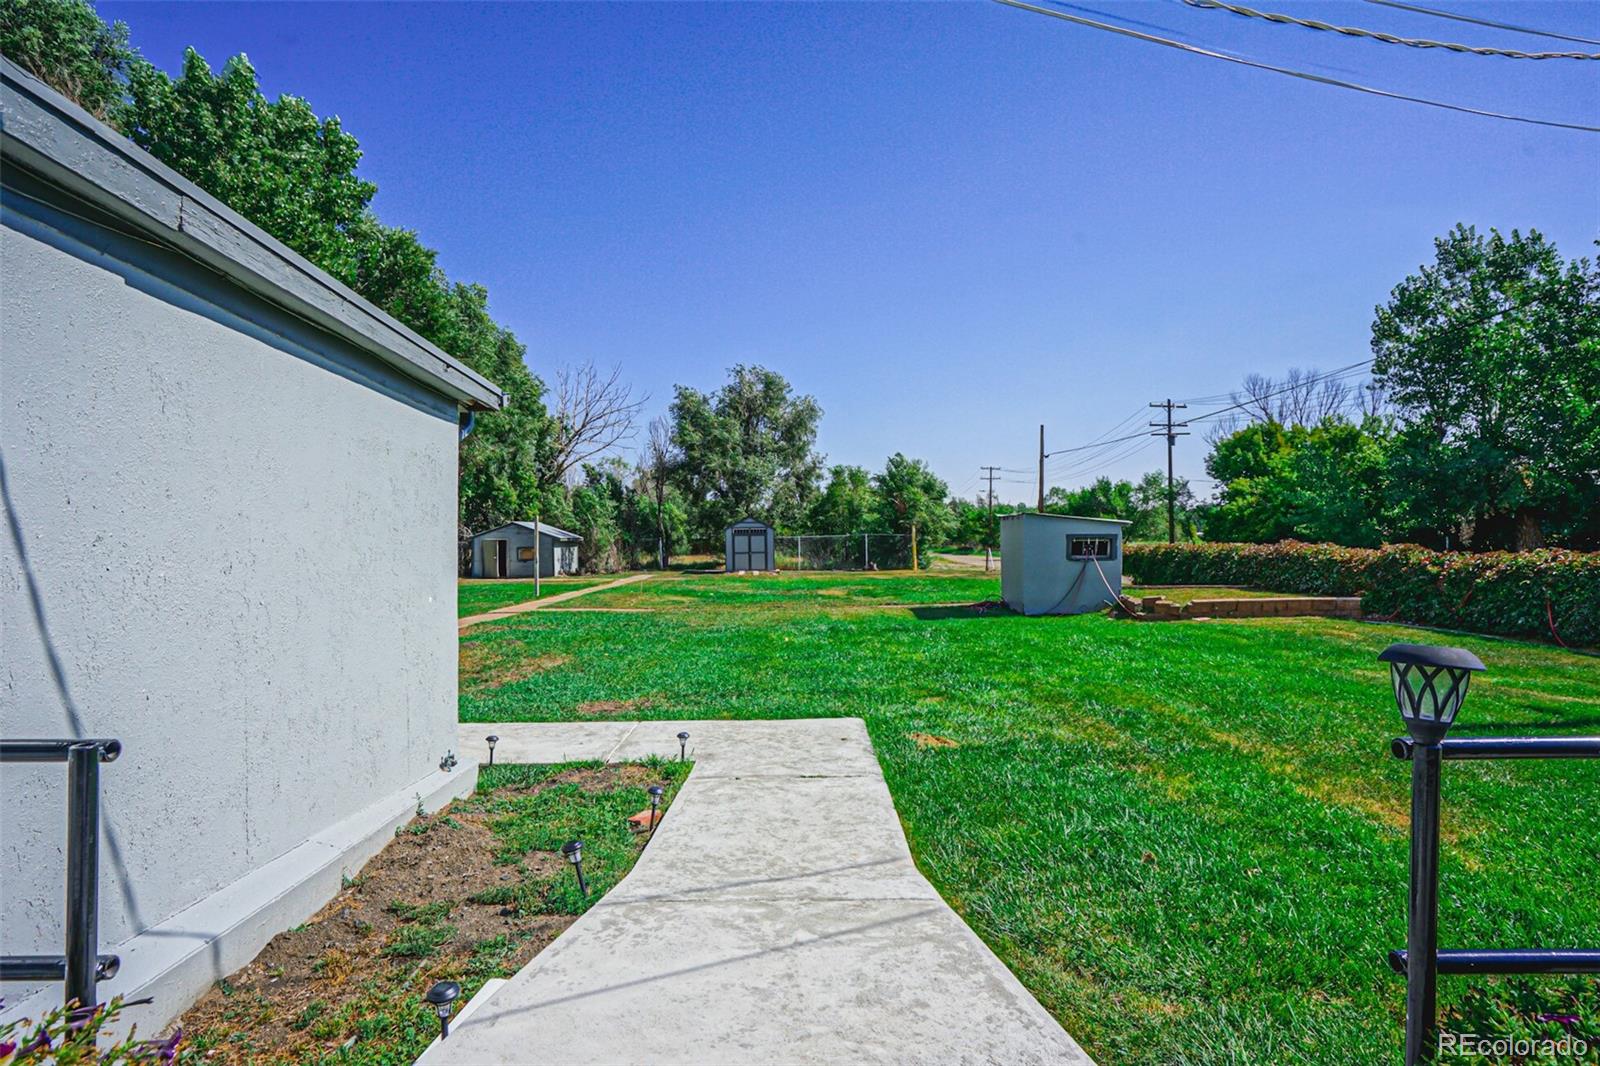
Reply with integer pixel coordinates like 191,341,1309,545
1362,0,1600,47
993,0,1600,133
1180,0,1600,59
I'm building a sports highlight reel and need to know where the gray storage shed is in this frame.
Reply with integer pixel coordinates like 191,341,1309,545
1,59,500,1034
1000,512,1131,615
725,517,775,572
471,521,581,578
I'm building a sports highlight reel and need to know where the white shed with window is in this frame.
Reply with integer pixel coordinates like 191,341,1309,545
724,517,775,572
999,512,1130,615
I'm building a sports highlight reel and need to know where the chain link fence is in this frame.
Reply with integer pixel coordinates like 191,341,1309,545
772,533,913,571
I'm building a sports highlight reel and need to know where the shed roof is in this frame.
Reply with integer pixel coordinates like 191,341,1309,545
0,58,503,412
998,512,1132,526
474,521,581,542
727,516,773,529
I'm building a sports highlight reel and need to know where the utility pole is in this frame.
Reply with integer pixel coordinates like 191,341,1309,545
1037,425,1046,513
980,465,1000,514
1148,400,1190,543
980,465,1001,572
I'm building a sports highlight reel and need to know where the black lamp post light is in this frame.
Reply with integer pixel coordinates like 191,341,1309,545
425,980,461,1040
1380,643,1600,1066
677,731,689,761
647,784,665,839
562,839,589,896
486,734,498,766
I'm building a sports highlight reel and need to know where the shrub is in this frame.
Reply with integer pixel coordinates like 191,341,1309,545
1124,541,1600,647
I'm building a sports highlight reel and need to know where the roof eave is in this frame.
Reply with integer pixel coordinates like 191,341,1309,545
0,58,504,412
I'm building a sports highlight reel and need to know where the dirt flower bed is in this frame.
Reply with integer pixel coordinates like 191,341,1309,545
173,760,688,1065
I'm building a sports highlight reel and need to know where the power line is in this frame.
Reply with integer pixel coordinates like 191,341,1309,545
1363,0,1600,47
1184,359,1375,423
993,0,1600,133
1180,0,1600,60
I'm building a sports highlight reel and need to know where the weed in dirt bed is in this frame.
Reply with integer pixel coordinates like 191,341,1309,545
173,759,690,1065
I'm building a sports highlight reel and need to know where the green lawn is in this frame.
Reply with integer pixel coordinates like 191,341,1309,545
458,571,1600,1064
457,576,612,616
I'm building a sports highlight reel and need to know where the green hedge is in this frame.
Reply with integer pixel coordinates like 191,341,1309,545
1123,541,1600,648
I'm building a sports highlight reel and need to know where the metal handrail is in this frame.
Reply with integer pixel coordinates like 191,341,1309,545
1390,731,1600,1064
0,738,121,1008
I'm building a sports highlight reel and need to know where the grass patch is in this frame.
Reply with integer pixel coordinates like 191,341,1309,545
457,577,612,617
173,759,689,1064
461,570,1600,1064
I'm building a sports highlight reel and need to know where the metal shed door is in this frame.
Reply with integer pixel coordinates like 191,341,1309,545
733,529,767,571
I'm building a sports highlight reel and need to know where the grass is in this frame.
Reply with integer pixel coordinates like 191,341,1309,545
460,570,1600,1065
176,760,690,1065
1124,584,1287,605
457,576,612,616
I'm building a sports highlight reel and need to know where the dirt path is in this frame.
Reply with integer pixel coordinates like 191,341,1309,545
458,573,653,630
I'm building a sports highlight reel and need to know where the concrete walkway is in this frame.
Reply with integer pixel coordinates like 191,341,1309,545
457,573,652,630
426,719,1092,1065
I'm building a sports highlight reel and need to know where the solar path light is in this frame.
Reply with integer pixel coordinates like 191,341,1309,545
647,784,664,839
1380,643,1483,1066
677,731,689,761
486,735,498,766
562,839,589,896
425,980,461,1040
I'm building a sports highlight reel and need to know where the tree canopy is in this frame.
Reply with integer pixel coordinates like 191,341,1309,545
1372,225,1599,549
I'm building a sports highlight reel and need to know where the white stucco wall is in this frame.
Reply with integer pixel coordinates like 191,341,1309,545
1,177,463,1015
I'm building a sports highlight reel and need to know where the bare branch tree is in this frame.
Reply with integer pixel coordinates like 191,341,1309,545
641,415,679,568
549,362,647,485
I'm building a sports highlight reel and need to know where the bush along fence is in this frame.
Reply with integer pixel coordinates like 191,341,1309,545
1123,541,1600,648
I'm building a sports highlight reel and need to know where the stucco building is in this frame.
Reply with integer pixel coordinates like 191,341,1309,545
1,59,500,1031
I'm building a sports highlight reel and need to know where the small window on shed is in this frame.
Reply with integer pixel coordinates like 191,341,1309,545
1067,535,1118,561
517,547,536,562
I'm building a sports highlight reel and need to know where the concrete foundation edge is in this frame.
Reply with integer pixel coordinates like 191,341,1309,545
0,762,479,1037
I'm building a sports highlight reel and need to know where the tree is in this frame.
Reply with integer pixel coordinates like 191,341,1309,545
670,366,822,543
1,0,133,120
1203,417,1392,546
872,454,952,552
121,50,377,286
808,465,880,535
1130,471,1197,542
640,416,680,567
1372,226,1600,550
548,362,646,487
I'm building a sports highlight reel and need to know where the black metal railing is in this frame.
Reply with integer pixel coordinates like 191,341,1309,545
1388,731,1600,1064
0,738,122,1009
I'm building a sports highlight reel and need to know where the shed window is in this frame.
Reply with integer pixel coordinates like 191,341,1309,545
1067,535,1117,561
517,547,536,562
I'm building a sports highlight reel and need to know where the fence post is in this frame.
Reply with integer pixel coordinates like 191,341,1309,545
911,525,918,571
1404,740,1443,1066
797,536,804,571
862,533,868,570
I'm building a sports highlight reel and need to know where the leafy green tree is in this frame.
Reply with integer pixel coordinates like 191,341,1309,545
670,366,822,543
1203,418,1392,546
120,50,375,284
808,465,880,535
1130,471,1198,542
1372,226,1600,549
1203,423,1299,543
1280,418,1391,547
0,0,132,119
872,454,952,553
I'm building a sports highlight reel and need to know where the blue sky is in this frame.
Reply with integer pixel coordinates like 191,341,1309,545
101,1,1598,503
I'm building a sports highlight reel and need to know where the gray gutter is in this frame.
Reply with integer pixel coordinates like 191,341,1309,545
0,57,504,412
